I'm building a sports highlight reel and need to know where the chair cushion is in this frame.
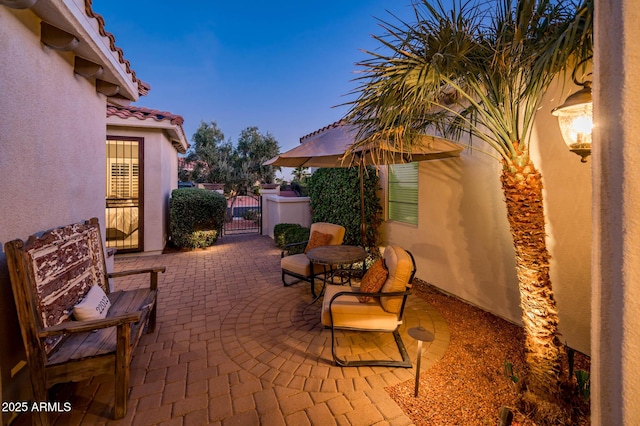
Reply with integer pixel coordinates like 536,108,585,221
380,245,414,314
358,258,388,303
309,222,346,246
282,253,327,277
321,284,400,331
73,285,111,321
305,231,333,253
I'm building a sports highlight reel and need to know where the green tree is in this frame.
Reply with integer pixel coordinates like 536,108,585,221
186,121,234,184
346,0,592,422
233,126,280,190
292,166,310,183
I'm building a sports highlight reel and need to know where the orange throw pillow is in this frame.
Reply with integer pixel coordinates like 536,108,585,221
358,258,388,302
305,231,333,253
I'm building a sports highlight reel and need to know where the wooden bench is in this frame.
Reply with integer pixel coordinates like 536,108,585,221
4,218,165,425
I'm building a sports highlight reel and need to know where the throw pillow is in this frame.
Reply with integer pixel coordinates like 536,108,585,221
358,258,388,302
304,230,333,253
73,285,111,321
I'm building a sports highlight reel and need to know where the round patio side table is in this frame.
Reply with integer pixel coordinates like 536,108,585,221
408,326,435,397
306,245,367,302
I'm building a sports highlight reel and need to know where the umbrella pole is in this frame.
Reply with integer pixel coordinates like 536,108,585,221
359,164,366,249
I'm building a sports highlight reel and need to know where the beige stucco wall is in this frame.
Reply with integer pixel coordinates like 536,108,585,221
106,126,179,255
531,81,593,355
0,7,108,420
381,82,592,355
264,196,312,238
593,0,640,423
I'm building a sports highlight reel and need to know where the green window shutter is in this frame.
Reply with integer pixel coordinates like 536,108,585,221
388,163,418,225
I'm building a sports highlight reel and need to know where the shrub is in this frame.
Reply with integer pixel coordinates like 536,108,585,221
282,226,310,254
274,223,302,248
274,223,311,253
170,188,227,249
242,209,259,221
307,167,382,249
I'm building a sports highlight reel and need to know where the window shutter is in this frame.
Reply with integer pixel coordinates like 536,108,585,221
388,163,418,225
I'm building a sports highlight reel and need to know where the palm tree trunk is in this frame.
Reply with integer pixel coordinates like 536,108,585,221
501,156,563,407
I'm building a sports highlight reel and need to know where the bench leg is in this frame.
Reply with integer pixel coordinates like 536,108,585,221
31,384,50,426
148,272,158,333
114,323,131,419
148,304,157,334
33,409,50,426
29,363,50,426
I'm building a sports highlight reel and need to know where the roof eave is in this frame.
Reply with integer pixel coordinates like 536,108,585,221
4,0,144,101
107,115,189,154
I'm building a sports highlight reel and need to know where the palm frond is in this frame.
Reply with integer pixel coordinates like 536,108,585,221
345,0,593,165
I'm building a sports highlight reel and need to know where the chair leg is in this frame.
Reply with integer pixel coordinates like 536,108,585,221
282,270,303,287
331,326,412,368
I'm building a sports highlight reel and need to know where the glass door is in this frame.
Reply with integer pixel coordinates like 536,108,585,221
106,137,143,252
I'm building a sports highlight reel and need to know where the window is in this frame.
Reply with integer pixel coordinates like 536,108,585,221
109,162,139,198
388,163,418,225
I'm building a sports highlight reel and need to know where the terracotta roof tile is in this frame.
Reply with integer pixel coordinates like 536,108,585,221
107,105,184,126
107,105,189,153
84,0,150,96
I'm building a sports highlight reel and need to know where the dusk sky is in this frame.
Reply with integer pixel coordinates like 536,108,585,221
93,1,416,179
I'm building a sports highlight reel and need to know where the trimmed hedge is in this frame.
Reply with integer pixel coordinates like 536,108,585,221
170,188,227,249
274,223,302,248
307,167,382,249
274,223,310,254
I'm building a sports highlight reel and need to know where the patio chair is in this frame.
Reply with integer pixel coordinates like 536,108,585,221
321,245,416,367
280,222,346,293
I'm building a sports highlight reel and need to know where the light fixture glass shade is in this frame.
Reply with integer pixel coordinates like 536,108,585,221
552,85,593,162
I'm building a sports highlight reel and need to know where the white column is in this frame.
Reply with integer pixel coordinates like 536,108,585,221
593,1,640,423
259,185,280,236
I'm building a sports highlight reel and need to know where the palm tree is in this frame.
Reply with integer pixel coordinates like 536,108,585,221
346,0,592,421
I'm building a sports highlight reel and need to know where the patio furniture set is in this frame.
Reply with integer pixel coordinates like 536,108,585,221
4,219,419,424
280,222,418,368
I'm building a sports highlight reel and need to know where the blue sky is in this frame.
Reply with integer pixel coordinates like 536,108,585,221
93,1,415,177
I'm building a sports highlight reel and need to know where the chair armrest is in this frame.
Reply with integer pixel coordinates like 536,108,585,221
38,311,143,338
281,240,308,257
328,289,412,307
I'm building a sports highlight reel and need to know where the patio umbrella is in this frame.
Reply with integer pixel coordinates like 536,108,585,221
264,121,462,246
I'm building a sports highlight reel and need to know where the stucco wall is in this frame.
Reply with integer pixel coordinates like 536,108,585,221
381,82,592,355
593,0,640,422
531,82,592,355
0,8,108,418
106,126,179,254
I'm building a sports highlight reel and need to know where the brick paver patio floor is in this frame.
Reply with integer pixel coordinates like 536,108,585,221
42,234,449,426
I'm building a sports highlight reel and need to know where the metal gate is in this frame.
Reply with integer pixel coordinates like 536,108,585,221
223,194,262,235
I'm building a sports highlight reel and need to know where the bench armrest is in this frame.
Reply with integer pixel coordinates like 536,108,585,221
281,240,308,258
108,267,166,290
38,311,143,338
107,267,166,279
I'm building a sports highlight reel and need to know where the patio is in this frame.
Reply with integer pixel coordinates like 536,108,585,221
37,234,450,426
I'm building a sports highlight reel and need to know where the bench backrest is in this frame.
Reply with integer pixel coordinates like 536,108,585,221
5,218,109,355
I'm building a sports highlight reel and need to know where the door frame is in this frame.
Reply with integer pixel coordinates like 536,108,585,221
105,136,144,253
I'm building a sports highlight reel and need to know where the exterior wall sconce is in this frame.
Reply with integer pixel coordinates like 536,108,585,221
552,61,593,163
